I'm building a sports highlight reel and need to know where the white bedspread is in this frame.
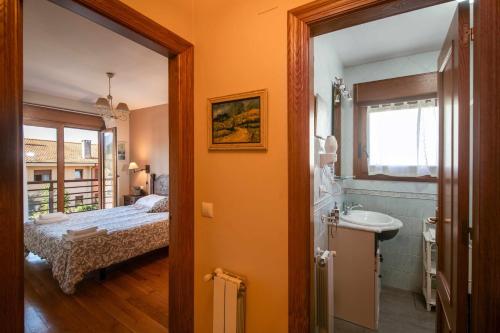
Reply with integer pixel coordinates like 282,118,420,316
24,205,169,294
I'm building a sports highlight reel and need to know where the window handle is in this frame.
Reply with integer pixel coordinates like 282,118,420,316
358,144,370,158
364,146,370,158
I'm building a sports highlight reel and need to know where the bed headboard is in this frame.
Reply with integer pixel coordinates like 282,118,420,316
150,174,169,196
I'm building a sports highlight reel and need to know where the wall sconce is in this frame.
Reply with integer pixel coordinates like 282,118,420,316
333,76,353,102
128,162,150,174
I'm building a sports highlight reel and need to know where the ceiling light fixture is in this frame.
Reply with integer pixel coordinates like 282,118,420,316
95,72,129,122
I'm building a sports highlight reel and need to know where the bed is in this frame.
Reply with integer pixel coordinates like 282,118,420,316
24,174,170,294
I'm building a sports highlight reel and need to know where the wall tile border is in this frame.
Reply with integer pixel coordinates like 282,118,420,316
345,188,437,200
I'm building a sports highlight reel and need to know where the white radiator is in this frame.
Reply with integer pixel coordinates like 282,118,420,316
316,248,335,333
205,268,246,333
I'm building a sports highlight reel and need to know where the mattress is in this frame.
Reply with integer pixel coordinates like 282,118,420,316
24,205,169,294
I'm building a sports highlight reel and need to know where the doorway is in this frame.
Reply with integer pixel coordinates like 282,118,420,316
287,0,491,332
0,0,193,332
312,1,468,331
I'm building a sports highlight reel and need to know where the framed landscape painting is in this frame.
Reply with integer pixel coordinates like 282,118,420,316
208,89,268,150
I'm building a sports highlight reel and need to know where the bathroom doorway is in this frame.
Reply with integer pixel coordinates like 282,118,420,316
286,0,492,332
311,2,463,332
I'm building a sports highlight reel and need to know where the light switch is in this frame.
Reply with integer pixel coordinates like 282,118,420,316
201,202,214,218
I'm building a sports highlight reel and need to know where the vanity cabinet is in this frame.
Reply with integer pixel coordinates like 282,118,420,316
328,226,380,330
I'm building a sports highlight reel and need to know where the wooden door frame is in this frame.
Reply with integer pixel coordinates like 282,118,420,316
100,127,118,209
0,0,194,332
471,0,500,332
288,0,498,331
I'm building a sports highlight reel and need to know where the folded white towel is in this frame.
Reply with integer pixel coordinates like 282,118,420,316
66,227,98,236
62,229,108,241
429,228,436,242
39,212,66,220
35,216,69,225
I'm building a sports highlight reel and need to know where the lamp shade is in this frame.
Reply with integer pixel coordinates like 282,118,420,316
128,161,139,170
96,97,110,109
116,102,130,112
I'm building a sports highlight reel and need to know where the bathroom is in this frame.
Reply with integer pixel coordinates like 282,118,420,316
312,2,462,332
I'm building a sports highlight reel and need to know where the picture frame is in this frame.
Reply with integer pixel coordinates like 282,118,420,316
207,89,268,151
117,141,126,160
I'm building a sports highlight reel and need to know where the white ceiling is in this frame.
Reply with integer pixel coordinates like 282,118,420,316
23,0,169,112
317,2,457,67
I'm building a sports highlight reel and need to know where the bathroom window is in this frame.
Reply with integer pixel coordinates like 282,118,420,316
353,72,438,182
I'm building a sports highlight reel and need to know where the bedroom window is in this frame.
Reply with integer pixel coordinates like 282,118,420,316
74,169,83,179
24,108,117,217
353,72,438,182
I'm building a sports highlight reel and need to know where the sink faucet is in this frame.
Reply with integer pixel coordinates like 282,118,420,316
343,202,363,215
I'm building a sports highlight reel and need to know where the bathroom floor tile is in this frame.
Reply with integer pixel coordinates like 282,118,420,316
334,287,436,333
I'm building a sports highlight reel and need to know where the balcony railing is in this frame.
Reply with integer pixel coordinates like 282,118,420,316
27,178,115,218
27,180,58,216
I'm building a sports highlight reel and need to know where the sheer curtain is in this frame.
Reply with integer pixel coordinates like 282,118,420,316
367,99,438,177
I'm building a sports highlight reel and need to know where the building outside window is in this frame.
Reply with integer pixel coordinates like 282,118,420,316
75,195,84,206
34,170,52,182
74,168,84,180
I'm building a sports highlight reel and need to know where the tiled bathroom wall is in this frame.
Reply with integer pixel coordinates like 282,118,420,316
314,158,344,251
313,34,345,251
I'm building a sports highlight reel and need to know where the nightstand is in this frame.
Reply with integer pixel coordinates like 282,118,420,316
124,194,145,206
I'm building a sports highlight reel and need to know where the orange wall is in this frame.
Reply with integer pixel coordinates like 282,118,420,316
119,0,194,41
120,1,309,332
129,104,169,193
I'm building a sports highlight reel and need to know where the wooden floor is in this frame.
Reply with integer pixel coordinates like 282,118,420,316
24,249,169,333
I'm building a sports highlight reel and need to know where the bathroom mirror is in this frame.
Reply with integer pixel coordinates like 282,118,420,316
313,94,331,139
313,83,342,175
332,84,341,174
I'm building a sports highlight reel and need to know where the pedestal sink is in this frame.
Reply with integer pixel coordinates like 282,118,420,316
339,210,403,240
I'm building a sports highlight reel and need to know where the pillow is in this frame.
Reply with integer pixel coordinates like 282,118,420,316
134,194,167,209
148,197,169,213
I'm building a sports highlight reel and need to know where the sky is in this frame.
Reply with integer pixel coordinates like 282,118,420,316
24,125,99,144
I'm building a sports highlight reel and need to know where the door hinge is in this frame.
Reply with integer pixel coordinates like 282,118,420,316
464,27,476,43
